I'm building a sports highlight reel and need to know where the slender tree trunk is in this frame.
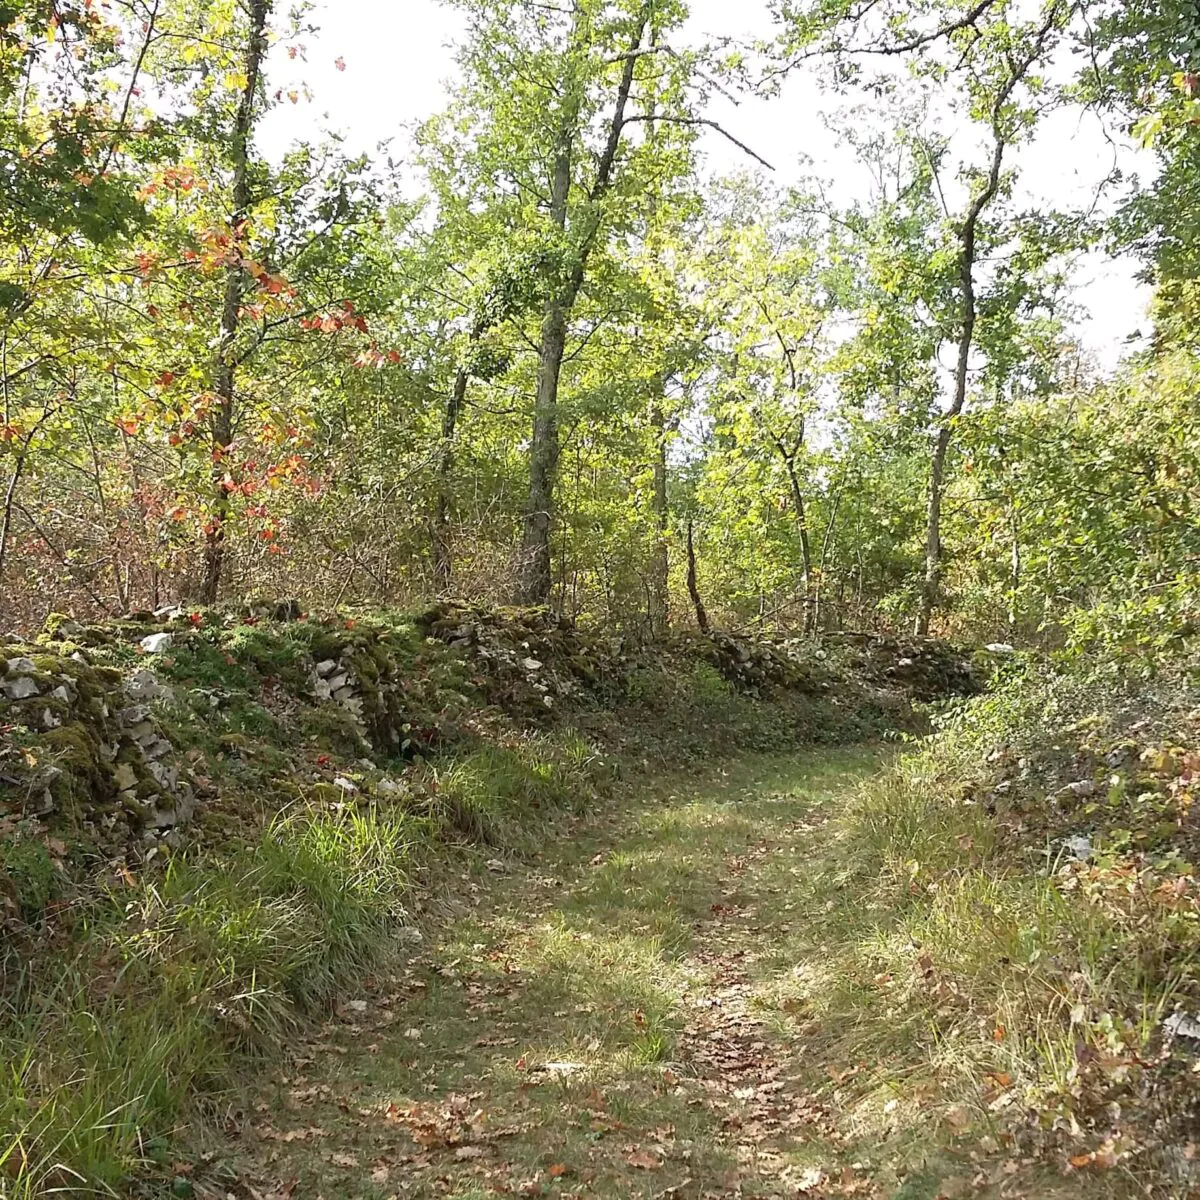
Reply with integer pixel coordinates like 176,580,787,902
0,456,24,590
516,87,574,607
780,452,814,632
913,12,1056,636
518,295,568,605
0,407,52,592
200,0,270,604
814,481,843,634
915,155,988,636
648,382,669,637
433,366,470,592
1008,500,1021,634
686,518,710,634
515,8,649,605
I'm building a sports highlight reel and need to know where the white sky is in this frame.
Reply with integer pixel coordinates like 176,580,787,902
260,0,1155,373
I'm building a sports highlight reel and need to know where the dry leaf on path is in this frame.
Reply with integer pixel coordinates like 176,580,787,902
627,1149,662,1170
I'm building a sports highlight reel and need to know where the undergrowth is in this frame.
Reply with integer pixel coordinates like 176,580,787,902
785,657,1200,1186
0,733,591,1198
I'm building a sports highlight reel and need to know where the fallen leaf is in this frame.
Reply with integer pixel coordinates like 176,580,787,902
626,1149,662,1170
944,1104,972,1133
796,1166,826,1193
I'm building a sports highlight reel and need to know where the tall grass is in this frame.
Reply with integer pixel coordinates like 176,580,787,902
793,673,1200,1170
0,801,421,1196
432,733,601,845
0,720,606,1196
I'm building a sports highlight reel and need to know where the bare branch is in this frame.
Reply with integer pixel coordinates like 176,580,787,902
621,114,775,170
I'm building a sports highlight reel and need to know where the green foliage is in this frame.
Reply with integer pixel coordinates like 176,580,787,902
0,836,59,919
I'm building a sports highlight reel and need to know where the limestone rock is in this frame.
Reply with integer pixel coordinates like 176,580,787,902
125,669,165,702
140,632,174,654
3,676,39,700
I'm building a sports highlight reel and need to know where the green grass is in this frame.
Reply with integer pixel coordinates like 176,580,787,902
205,750,898,1200
429,733,603,846
0,610,953,1197
0,778,512,1196
11,729,1159,1199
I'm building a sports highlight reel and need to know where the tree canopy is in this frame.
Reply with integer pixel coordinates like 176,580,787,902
0,0,1193,657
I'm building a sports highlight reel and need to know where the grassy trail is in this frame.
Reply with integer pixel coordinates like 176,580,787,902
199,749,1096,1200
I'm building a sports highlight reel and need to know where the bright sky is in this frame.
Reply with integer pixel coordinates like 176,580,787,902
259,0,1155,372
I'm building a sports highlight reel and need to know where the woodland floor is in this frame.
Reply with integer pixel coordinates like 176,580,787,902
192,750,1120,1200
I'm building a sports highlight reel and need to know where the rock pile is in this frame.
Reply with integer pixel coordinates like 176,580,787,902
312,654,366,722
828,631,979,701
418,602,628,718
2,602,981,874
0,649,195,853
699,632,833,697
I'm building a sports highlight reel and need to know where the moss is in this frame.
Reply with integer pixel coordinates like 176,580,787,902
306,635,348,664
296,706,366,757
222,624,309,685
113,742,141,767
0,836,60,918
225,700,282,740
160,639,252,690
42,722,114,815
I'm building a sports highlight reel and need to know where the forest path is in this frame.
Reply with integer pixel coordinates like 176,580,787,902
207,749,1078,1200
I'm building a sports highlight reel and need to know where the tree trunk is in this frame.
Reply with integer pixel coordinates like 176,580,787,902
648,383,669,637
780,451,814,632
515,8,648,606
0,456,25,591
516,81,574,608
912,14,1055,636
686,518,710,634
814,480,843,634
0,407,52,592
200,0,270,604
517,297,568,605
915,155,988,636
1008,500,1021,634
433,365,470,592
